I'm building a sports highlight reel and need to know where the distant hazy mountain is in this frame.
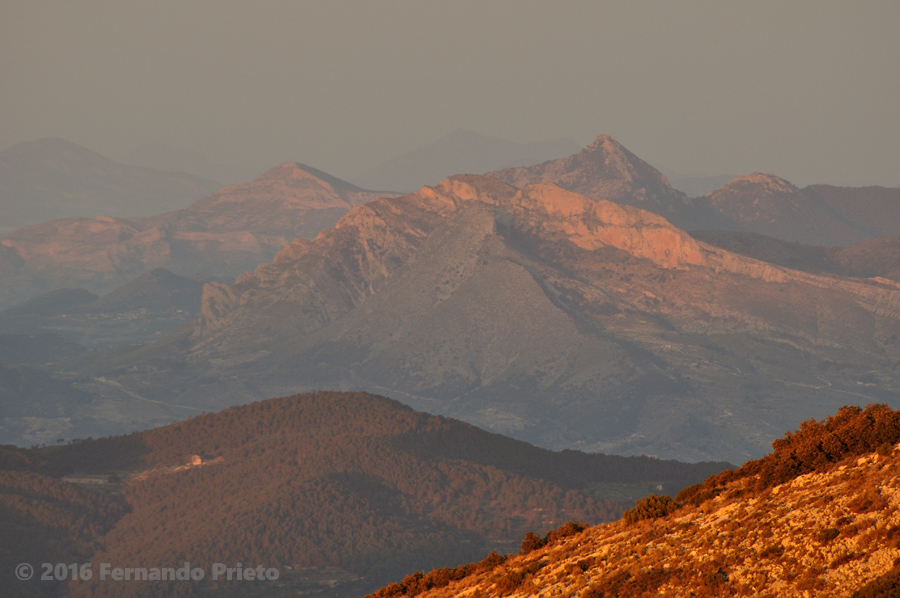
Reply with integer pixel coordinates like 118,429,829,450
0,163,393,308
0,392,726,598
0,138,220,233
85,165,900,462
803,183,900,241
353,129,580,192
0,333,86,366
0,269,211,348
701,174,900,246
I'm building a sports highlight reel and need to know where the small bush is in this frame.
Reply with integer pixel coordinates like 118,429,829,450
495,570,525,594
520,521,587,554
623,494,678,524
677,405,900,506
702,568,729,589
520,531,545,553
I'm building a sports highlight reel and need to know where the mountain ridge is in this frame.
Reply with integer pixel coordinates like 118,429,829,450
76,171,900,462
0,163,394,308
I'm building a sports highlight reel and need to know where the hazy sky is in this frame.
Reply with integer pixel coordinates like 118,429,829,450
2,1,898,187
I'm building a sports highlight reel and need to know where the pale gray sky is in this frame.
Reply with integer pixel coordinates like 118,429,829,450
2,1,898,187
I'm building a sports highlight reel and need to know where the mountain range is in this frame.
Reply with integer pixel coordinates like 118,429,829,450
3,133,900,462
66,142,900,463
488,136,900,246
0,138,220,233
0,162,392,308
3,130,900,597
704,173,900,245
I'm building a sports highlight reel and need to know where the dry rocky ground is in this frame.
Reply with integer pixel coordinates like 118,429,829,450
403,445,900,597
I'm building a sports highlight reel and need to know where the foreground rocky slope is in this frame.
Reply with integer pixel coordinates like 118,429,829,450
370,404,900,598
81,169,900,462
0,163,392,307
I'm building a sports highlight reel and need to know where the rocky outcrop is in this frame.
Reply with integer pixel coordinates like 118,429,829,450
488,134,727,231
490,134,681,207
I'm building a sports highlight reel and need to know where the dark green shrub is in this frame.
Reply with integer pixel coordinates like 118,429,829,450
520,531,546,553
623,494,678,524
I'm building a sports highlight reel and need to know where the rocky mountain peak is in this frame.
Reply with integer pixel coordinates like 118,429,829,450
581,133,671,185
713,172,800,196
428,174,519,206
253,162,367,193
487,134,686,219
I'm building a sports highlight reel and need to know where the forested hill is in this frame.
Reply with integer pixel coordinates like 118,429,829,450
1,391,728,598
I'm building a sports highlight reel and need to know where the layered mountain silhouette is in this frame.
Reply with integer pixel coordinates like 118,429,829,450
0,163,393,308
76,160,900,462
0,268,209,348
0,391,725,598
0,138,219,232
